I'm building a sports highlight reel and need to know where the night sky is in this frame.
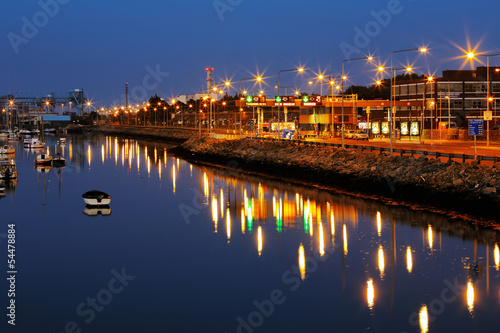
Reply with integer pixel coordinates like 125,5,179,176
2,0,500,107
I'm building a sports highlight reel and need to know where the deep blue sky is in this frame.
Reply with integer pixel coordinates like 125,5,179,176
2,0,500,107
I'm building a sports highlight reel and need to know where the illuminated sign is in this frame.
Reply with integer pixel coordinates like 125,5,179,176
274,96,295,106
381,122,389,135
410,122,420,136
302,95,322,106
400,122,409,136
371,122,380,135
245,96,267,106
270,122,296,131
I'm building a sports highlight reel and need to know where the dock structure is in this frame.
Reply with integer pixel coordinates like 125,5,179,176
0,89,87,119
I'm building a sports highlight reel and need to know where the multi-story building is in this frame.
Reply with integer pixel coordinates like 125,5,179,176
394,66,500,128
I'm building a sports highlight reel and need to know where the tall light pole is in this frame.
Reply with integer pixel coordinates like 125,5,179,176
277,68,304,122
390,47,427,154
467,52,500,147
391,66,413,139
239,76,262,133
341,56,373,149
327,74,342,137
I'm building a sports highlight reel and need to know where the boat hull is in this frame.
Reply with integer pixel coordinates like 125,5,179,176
34,154,53,166
82,190,111,206
83,198,111,206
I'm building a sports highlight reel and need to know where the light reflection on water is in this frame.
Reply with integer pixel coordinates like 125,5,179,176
1,134,500,332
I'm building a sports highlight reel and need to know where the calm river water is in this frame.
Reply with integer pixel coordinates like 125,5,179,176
1,134,500,333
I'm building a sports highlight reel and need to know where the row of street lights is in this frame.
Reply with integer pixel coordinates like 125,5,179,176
96,45,500,151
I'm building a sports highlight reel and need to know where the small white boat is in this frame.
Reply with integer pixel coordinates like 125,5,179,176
24,138,45,149
34,154,53,166
8,132,20,141
18,129,31,135
58,137,67,145
82,190,111,206
44,128,56,134
0,145,15,154
0,131,8,138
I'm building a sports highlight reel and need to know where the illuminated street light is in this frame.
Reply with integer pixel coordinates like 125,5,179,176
277,67,305,121
465,51,500,147
341,56,374,148
389,47,428,154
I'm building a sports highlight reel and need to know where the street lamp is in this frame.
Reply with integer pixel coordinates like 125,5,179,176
325,74,342,137
390,47,427,154
391,66,414,138
466,51,500,147
239,76,264,134
277,68,304,122
341,56,373,148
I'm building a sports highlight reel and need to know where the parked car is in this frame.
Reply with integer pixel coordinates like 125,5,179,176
355,130,369,140
344,130,356,139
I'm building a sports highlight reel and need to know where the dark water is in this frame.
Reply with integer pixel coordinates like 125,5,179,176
1,134,500,333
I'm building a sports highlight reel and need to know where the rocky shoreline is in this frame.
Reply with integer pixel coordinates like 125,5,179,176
171,136,500,225
90,125,194,143
90,126,500,225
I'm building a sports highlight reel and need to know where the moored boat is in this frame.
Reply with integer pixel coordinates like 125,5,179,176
24,138,45,149
34,154,53,166
18,129,31,135
0,145,15,154
0,161,18,180
82,190,111,206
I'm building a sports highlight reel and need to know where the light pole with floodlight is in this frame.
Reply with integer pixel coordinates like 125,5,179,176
341,56,373,148
390,47,427,154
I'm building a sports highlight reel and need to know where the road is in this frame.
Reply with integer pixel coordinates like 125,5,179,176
303,136,500,165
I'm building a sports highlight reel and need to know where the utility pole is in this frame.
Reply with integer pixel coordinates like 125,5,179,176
125,83,129,110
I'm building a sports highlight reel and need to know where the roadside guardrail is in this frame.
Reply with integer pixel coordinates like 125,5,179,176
249,137,500,164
